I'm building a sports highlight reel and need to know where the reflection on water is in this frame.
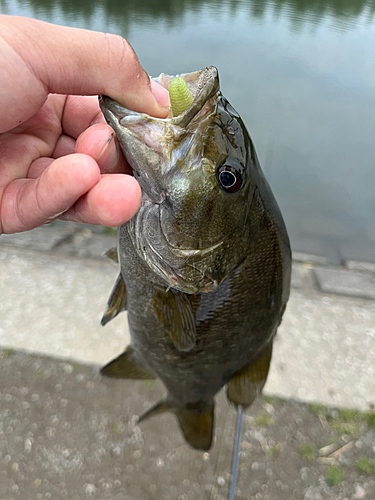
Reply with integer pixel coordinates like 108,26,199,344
1,0,375,27
1,0,374,262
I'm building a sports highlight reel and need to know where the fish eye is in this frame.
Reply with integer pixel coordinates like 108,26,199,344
217,164,243,192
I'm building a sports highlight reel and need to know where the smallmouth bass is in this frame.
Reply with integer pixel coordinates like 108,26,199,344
99,66,291,450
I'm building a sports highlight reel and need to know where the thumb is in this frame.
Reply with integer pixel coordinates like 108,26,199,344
0,16,169,132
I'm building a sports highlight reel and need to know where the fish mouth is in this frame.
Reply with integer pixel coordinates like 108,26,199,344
100,66,219,131
100,67,223,293
99,66,220,205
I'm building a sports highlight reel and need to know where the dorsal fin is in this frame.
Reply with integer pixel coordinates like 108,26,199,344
175,403,215,451
101,273,127,326
100,346,155,380
105,247,119,263
226,343,273,409
153,288,196,352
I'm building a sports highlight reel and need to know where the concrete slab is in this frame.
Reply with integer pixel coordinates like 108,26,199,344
0,227,69,253
63,231,117,260
266,290,375,410
346,260,375,274
338,241,375,266
0,247,129,365
290,264,303,289
314,268,375,300
292,252,329,266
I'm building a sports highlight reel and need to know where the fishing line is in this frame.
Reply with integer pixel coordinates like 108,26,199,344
228,406,244,500
209,406,235,500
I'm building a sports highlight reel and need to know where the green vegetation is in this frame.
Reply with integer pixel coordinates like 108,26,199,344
0,348,15,358
263,395,274,404
103,226,117,236
110,422,124,435
300,444,317,460
356,456,375,475
309,403,324,414
331,420,361,437
325,465,345,486
255,412,273,427
365,412,375,428
263,395,287,406
337,409,360,421
308,403,329,418
267,445,281,459
331,412,361,437
308,404,374,438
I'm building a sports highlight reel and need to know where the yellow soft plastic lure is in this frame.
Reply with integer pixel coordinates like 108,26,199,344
168,77,193,117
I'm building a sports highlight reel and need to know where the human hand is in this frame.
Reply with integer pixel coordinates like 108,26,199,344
0,15,170,234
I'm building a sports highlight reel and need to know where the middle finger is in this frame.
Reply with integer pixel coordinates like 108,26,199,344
62,95,105,139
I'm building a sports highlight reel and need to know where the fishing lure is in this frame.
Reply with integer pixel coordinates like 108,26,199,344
169,77,193,117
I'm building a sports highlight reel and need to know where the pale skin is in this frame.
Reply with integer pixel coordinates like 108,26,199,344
0,15,170,235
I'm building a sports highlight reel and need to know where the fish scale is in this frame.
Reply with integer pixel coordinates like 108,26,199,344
99,66,291,460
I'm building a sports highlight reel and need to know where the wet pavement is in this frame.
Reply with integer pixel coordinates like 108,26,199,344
0,223,374,499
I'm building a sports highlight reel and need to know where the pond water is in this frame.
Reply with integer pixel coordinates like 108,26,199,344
1,0,374,263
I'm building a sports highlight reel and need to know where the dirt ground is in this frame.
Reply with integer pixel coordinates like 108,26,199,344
0,349,374,500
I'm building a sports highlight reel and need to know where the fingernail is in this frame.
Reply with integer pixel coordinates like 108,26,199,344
150,79,170,109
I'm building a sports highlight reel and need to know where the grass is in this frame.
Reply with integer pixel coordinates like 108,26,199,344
300,444,317,460
356,456,375,475
325,465,345,486
255,412,273,427
103,226,117,236
263,395,274,404
308,403,330,418
263,395,287,406
110,422,124,435
365,412,375,428
308,405,371,438
0,348,15,358
331,419,361,437
267,445,281,459
337,409,360,421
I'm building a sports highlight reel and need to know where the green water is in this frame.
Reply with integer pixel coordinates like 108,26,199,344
1,0,374,262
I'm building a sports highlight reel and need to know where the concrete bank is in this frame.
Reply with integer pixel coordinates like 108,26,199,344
1,223,374,410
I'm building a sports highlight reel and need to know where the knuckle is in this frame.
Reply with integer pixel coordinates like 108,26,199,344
104,34,147,87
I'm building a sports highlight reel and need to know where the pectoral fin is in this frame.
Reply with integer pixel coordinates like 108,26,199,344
175,404,214,451
100,346,155,380
101,273,127,326
105,247,119,263
153,288,196,352
226,343,273,409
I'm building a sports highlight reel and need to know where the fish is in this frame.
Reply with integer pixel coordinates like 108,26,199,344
99,66,291,451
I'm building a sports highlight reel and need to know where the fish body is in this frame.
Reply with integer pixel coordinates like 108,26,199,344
99,67,291,450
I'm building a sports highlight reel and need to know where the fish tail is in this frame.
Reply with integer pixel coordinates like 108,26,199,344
137,399,215,451
175,402,215,451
